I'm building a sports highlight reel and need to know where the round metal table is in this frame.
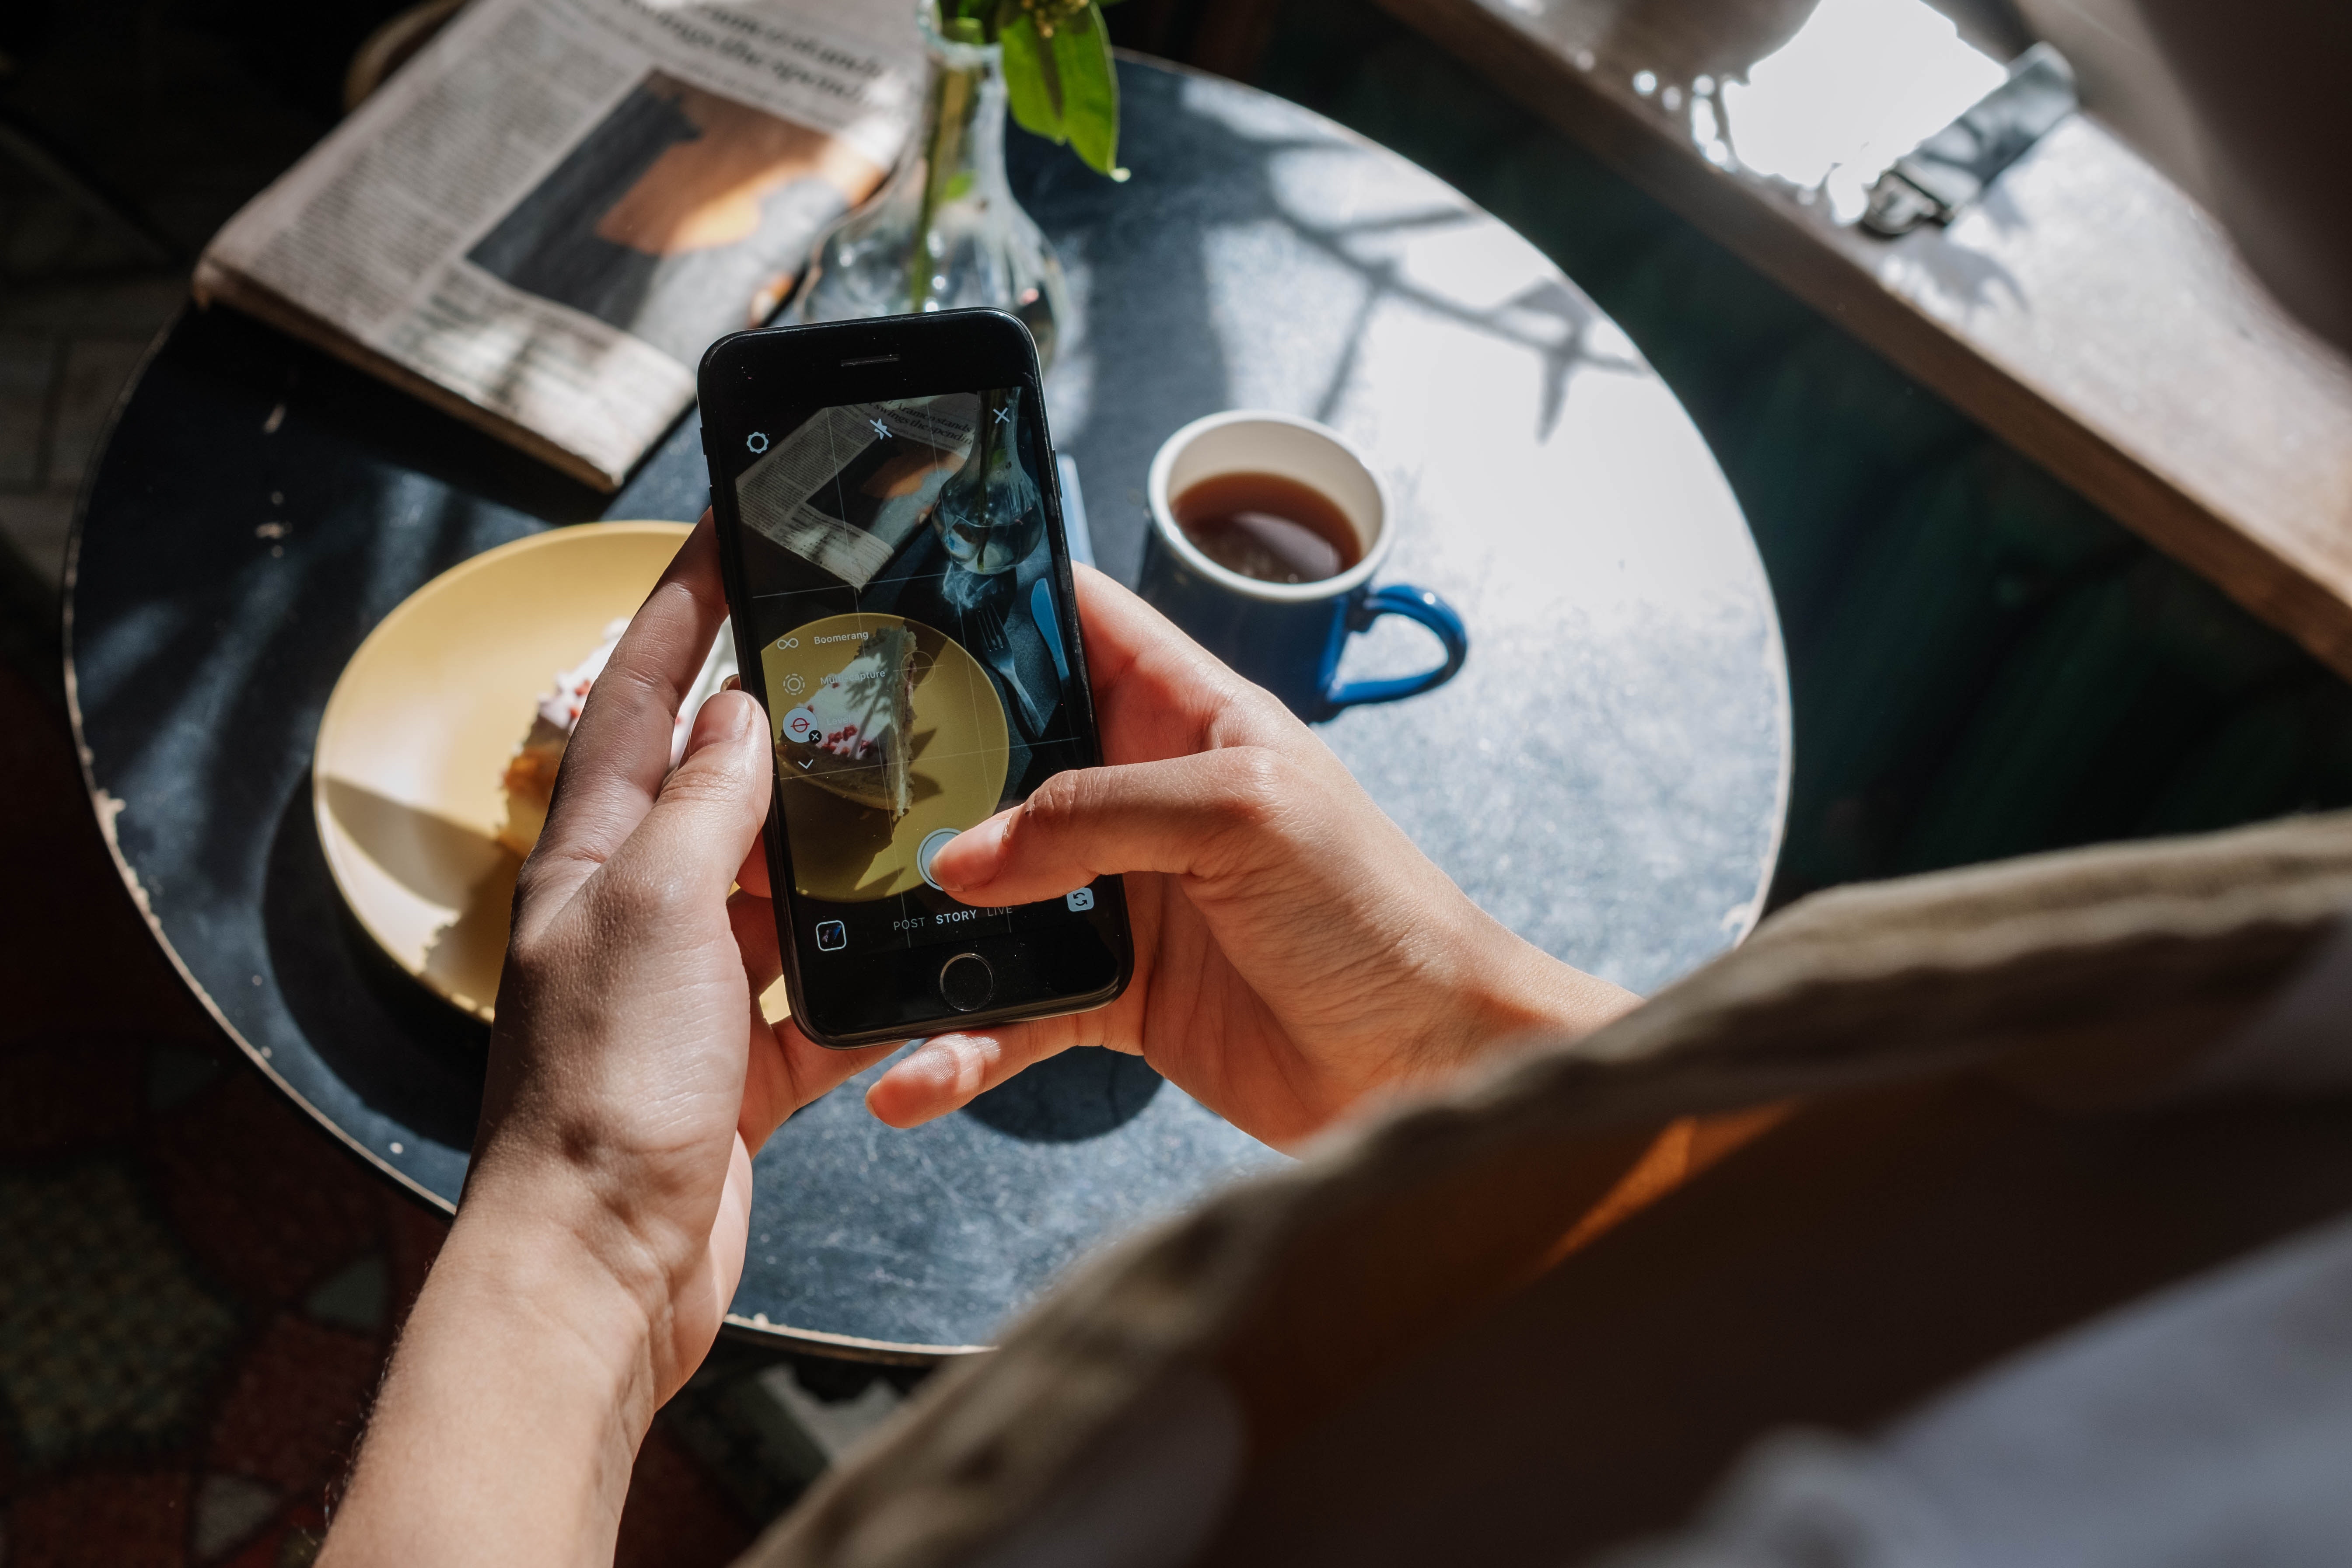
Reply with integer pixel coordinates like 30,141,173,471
66,59,1787,1359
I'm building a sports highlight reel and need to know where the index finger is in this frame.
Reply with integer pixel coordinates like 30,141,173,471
521,512,733,915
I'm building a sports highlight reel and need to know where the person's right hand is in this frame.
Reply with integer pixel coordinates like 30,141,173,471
854,566,1637,1151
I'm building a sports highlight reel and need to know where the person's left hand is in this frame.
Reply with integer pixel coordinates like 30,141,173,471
324,515,894,1567
462,511,895,1407
329,514,891,1567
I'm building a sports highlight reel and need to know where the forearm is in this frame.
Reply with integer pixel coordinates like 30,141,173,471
320,1202,660,1568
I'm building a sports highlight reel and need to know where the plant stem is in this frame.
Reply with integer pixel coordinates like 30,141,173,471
911,61,977,314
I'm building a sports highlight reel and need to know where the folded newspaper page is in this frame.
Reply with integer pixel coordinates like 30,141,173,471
195,0,920,490
734,394,976,585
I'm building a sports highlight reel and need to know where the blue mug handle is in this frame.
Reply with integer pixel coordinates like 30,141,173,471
1325,584,1469,711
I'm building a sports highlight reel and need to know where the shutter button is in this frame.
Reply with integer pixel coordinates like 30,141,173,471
938,953,994,1013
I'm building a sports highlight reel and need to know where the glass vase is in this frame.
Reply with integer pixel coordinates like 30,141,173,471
791,5,1071,367
933,385,1045,574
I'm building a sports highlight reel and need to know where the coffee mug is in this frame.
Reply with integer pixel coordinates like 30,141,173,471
1139,411,1467,721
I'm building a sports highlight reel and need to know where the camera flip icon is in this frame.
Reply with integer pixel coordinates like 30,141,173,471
1063,887,1095,913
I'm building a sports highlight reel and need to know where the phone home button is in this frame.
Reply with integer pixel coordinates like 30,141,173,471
938,952,994,1013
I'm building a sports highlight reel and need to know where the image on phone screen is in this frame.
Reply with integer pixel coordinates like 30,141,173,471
727,384,1101,969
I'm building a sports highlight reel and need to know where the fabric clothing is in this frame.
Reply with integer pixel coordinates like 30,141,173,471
1610,1205,2352,1568
736,810,2352,1568
1605,923,2352,1568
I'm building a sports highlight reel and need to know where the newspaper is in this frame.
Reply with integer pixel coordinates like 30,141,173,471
737,395,975,585
195,0,921,490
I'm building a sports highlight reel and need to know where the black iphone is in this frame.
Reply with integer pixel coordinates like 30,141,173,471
698,309,1132,1047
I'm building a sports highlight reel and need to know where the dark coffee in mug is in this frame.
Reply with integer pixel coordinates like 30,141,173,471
1171,471,1363,585
1144,410,1464,719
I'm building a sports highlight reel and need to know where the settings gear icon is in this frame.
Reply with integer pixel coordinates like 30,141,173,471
745,430,770,454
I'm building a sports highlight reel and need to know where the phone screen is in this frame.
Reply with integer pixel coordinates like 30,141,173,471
723,381,1116,993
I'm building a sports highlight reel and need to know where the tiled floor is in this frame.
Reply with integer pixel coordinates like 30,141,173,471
0,7,913,1558
0,0,337,599
0,183,180,593
0,620,923,1562
0,274,184,594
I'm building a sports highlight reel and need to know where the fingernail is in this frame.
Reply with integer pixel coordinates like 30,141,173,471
931,814,1011,893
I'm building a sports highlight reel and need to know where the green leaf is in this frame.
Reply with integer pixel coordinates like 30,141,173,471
993,3,1123,178
1048,4,1120,175
999,15,1064,143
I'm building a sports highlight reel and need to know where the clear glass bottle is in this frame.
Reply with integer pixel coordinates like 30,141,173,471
933,386,1044,574
791,4,1071,366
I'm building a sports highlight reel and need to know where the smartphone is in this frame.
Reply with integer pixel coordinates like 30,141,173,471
698,309,1132,1047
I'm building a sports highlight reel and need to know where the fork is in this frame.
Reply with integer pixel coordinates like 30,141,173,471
975,608,1051,737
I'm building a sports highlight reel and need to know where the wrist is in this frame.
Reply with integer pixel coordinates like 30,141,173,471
1431,903,1639,1065
444,1162,676,1429
323,1201,660,1566
437,1197,665,1440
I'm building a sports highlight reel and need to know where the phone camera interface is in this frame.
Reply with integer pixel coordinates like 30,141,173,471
727,386,1106,961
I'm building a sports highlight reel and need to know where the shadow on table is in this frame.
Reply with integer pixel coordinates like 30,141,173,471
1016,63,1638,582
961,1046,1164,1142
72,305,599,958
264,778,487,1152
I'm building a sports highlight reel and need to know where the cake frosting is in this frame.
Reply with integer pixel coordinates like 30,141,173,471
779,624,916,820
497,618,737,856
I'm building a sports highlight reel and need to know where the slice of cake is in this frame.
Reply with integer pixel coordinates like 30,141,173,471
497,618,736,856
783,624,916,819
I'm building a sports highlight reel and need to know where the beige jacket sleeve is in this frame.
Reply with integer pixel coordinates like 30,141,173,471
737,810,2352,1568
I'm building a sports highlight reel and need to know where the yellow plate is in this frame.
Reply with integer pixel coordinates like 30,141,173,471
762,612,1010,902
312,522,691,1022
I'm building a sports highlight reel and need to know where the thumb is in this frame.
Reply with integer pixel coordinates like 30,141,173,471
601,688,772,902
930,747,1300,907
